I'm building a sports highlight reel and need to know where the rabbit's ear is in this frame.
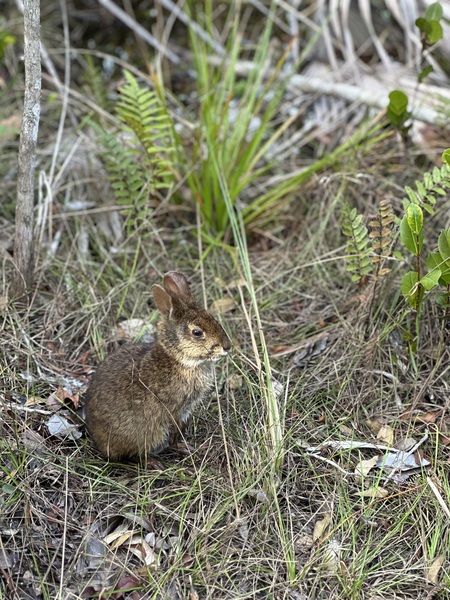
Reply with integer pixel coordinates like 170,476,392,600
163,272,194,303
152,284,174,317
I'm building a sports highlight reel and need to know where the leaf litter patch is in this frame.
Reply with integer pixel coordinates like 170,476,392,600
304,430,431,484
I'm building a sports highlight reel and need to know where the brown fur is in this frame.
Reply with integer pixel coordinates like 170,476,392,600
84,272,231,461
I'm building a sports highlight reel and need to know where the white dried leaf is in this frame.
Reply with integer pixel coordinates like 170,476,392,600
376,451,430,471
321,537,341,573
272,378,284,400
145,532,156,546
103,523,134,546
46,414,82,440
128,536,158,567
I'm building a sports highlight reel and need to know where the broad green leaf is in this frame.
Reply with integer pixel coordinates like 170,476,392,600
416,17,431,35
427,251,444,271
400,215,423,254
421,269,441,290
438,230,450,260
425,2,443,21
401,272,421,307
388,90,408,116
428,21,443,43
407,203,423,234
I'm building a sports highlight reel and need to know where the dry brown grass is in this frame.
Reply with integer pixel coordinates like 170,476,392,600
2,2,450,598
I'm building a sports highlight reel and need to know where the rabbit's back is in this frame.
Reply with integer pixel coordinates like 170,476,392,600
85,342,212,459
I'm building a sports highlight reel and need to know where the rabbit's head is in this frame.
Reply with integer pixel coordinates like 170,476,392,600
153,272,232,368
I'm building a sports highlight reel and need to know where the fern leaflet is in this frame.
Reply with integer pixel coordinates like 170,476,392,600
116,71,175,191
403,163,450,214
368,198,395,277
342,204,373,282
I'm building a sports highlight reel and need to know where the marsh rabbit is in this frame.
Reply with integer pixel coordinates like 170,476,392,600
84,271,231,462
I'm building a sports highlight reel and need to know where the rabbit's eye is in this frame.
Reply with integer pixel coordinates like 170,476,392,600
192,328,204,338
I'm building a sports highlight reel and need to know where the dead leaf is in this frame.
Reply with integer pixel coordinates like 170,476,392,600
103,523,134,547
46,414,82,440
339,425,353,436
229,374,243,390
400,409,443,424
46,393,63,412
355,486,389,499
225,277,246,289
396,437,417,451
25,396,47,407
427,554,445,584
438,432,450,446
116,318,155,342
377,450,430,471
355,455,379,479
209,297,236,315
53,386,80,409
313,512,332,541
377,424,394,445
321,538,341,573
365,418,383,435
416,410,442,424
128,536,157,567
112,574,143,599
399,409,413,422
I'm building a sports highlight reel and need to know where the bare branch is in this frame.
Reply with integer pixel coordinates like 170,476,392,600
13,0,41,298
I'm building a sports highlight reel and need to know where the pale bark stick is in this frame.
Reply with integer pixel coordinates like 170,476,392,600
13,0,41,297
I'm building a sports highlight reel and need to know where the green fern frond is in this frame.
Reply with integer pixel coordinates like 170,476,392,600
403,163,450,214
116,71,175,190
82,55,111,112
368,198,395,276
342,204,373,282
96,127,148,217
